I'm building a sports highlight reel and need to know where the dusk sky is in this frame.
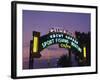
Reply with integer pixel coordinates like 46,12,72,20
22,10,90,69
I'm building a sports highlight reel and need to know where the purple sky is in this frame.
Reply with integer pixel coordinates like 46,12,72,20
23,10,90,47
22,10,90,68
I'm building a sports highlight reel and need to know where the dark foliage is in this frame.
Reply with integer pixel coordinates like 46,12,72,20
57,54,71,67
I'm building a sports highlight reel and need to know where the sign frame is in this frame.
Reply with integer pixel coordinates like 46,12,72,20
11,1,98,79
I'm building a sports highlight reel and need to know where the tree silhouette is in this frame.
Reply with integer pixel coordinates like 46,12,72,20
75,31,91,66
57,54,71,67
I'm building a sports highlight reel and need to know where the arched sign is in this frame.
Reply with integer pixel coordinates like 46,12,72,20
32,31,82,55
39,32,82,53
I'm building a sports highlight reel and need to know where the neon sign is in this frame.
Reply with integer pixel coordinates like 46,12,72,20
32,30,82,57
49,28,76,38
60,43,71,49
40,32,82,52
